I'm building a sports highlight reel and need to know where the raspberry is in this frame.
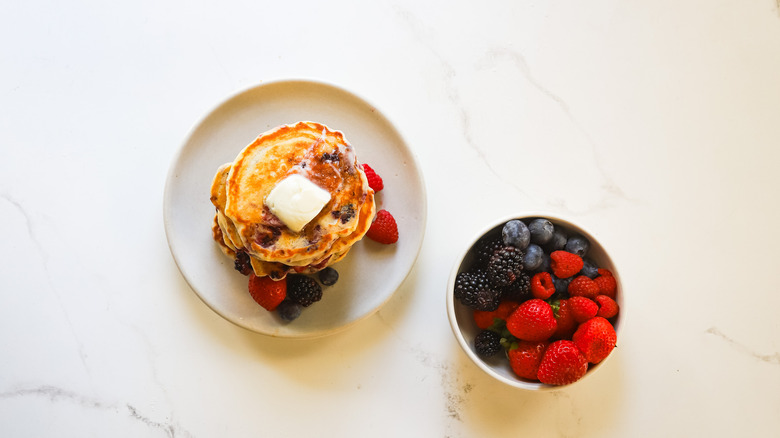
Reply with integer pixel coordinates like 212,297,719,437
508,341,549,380
595,295,619,319
568,296,598,323
594,269,617,299
361,163,384,192
505,299,557,342
454,271,501,311
530,272,555,300
486,246,524,288
473,300,519,330
474,330,502,358
247,273,287,311
567,275,600,299
366,209,398,244
550,251,584,278
573,317,617,364
287,274,322,307
537,340,588,386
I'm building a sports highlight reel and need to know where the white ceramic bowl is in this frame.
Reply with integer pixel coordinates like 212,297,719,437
446,213,623,390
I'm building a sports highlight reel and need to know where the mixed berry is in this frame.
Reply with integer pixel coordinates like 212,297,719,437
454,218,619,386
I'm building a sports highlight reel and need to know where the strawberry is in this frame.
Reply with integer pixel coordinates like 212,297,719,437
505,299,557,341
248,273,287,311
595,295,619,319
530,272,555,300
508,341,549,380
537,340,588,386
361,163,384,192
550,299,577,340
568,296,598,323
572,316,617,364
594,269,617,299
473,300,520,330
550,251,583,278
366,209,398,244
567,275,600,299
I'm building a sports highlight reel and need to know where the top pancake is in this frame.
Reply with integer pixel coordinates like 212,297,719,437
217,121,375,267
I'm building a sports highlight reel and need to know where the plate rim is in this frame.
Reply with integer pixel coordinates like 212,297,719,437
163,77,427,338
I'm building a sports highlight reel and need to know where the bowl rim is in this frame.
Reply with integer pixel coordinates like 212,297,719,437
446,211,623,390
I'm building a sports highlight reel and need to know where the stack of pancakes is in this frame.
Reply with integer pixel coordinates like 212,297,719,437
210,121,376,280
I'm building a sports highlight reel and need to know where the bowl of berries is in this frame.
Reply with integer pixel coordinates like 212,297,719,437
447,214,622,389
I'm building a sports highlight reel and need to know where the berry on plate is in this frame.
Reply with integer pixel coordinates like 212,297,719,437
502,219,530,249
366,209,398,244
287,274,323,307
572,316,617,364
537,340,588,386
528,218,554,244
506,299,557,341
550,251,584,278
508,340,549,380
361,163,384,192
248,273,287,311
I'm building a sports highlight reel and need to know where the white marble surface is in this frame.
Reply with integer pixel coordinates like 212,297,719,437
2,0,780,436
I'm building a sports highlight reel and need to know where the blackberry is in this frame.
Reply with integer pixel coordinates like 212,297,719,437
487,246,524,288
317,267,339,286
234,251,252,275
287,275,323,307
474,330,502,358
454,270,501,311
472,236,504,268
277,300,303,322
502,271,531,302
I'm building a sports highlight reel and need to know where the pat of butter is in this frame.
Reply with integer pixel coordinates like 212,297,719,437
265,174,331,232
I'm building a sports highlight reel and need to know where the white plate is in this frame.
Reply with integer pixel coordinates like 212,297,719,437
163,79,426,338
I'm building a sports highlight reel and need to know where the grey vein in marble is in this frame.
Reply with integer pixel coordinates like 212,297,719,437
706,327,780,365
477,48,633,213
0,385,194,437
391,6,529,198
1,193,90,373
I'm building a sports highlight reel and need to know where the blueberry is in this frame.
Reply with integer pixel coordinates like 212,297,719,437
523,244,544,271
502,220,530,249
536,252,551,273
552,275,572,298
564,235,590,257
580,257,599,279
544,228,568,252
277,300,303,322
528,218,554,245
318,267,339,286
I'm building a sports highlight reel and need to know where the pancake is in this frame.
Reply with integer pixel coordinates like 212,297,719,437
210,121,376,279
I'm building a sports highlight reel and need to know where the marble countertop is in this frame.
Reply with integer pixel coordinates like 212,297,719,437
2,1,780,436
